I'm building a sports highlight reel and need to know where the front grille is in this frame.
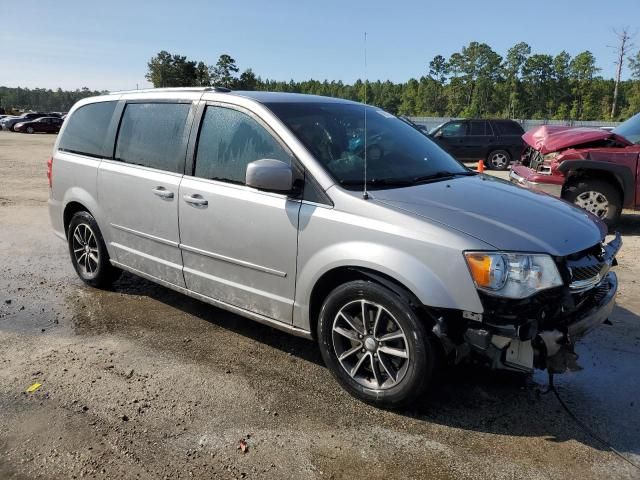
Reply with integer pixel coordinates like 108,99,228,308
570,264,604,282
566,243,608,292
529,150,544,171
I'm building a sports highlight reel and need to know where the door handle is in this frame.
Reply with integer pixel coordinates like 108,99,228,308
152,187,174,199
183,194,208,207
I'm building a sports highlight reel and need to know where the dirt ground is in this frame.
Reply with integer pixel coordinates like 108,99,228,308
1,131,639,479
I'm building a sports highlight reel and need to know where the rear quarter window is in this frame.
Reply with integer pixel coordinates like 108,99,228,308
58,101,117,158
494,121,524,135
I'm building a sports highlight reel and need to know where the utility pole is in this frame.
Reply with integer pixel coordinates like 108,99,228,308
611,28,633,119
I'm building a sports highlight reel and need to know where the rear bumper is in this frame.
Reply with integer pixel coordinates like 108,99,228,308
48,198,66,241
509,165,564,197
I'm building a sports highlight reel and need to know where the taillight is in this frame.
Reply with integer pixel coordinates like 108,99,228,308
47,157,53,189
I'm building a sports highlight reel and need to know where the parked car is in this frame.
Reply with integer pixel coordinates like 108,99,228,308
428,119,525,170
49,88,620,407
510,112,640,226
1,112,49,131
13,117,64,133
15,116,64,134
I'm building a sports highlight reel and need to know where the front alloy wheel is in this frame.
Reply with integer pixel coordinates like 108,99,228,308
318,280,434,408
332,299,410,390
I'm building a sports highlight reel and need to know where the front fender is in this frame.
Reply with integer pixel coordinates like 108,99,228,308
293,241,483,331
557,159,635,207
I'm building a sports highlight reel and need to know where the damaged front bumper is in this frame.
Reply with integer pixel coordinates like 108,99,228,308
463,271,616,374
434,235,621,375
509,165,564,198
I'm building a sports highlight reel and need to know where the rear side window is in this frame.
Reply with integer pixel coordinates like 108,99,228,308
58,101,117,158
494,121,524,135
115,102,190,173
194,106,291,184
469,121,488,136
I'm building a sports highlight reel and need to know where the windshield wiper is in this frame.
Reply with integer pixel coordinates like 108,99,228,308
340,171,474,189
340,178,414,187
412,170,475,184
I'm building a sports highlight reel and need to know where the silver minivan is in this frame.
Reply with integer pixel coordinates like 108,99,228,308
49,87,620,407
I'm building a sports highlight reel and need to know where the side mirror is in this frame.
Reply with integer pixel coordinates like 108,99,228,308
434,130,443,138
246,159,294,193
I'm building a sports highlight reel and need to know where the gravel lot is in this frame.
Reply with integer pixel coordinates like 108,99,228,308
1,131,639,479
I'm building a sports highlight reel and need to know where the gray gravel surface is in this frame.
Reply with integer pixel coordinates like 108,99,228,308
1,132,639,479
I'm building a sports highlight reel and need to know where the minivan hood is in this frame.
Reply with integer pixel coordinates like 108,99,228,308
523,125,631,154
371,175,605,256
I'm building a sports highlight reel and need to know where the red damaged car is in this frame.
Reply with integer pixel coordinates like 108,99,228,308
510,112,640,226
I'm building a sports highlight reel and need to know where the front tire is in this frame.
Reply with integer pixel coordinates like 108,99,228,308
67,211,121,288
26,126,34,134
563,179,622,227
486,149,511,170
317,280,434,408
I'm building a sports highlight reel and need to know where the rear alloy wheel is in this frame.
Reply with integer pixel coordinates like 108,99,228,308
67,211,121,288
564,179,622,227
487,149,511,170
317,280,433,408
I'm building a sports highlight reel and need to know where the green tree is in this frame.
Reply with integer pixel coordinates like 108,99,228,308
235,69,259,90
210,54,240,88
145,51,197,87
522,54,554,118
448,42,503,116
195,61,211,86
503,42,531,117
624,51,640,116
569,51,600,119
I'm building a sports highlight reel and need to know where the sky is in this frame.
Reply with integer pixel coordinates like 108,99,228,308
1,0,638,91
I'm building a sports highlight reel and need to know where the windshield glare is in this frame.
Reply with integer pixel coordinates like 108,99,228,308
612,112,640,144
266,102,468,189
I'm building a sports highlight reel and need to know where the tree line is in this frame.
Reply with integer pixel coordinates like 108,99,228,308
0,86,104,115
2,40,640,120
143,42,640,121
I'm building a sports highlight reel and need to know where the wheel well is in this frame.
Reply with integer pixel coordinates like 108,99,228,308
308,266,428,339
487,148,511,159
562,169,624,200
63,202,91,238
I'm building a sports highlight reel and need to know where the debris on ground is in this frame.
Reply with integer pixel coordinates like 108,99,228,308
26,383,42,393
237,438,248,454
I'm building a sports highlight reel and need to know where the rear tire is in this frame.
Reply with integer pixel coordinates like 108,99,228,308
563,179,622,227
67,211,121,288
486,149,511,170
317,280,434,408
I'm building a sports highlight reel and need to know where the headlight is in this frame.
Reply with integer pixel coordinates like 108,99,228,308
464,252,563,299
543,152,558,161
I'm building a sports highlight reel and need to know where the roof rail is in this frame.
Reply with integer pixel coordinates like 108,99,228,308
107,86,232,95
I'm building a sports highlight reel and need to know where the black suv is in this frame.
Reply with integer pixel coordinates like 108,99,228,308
428,119,524,170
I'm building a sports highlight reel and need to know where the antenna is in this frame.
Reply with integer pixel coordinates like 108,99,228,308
363,32,369,200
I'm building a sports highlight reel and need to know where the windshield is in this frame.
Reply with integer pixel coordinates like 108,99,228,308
612,112,640,144
428,123,445,135
266,102,469,189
